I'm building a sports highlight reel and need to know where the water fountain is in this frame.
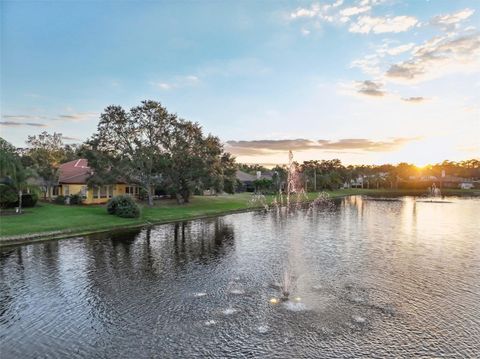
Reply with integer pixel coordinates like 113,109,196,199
267,151,333,305
417,182,451,203
427,183,441,197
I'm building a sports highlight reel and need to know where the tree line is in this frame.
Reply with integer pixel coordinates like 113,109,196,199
239,158,480,192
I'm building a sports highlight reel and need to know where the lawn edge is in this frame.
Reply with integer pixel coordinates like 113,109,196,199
1,189,478,247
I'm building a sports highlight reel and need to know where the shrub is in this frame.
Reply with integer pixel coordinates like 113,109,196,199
0,185,18,208
21,193,38,208
69,194,83,205
106,195,140,218
54,195,66,205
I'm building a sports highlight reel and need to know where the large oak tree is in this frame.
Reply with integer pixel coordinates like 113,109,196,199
88,100,235,205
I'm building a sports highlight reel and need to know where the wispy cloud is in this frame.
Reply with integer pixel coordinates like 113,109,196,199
340,6,370,18
381,43,415,56
2,112,97,126
287,1,417,36
386,33,480,82
349,15,418,34
62,136,82,141
150,75,200,90
290,4,322,19
56,112,98,122
226,137,420,155
0,121,47,127
431,8,475,31
401,96,426,103
356,80,386,97
351,55,382,76
2,115,48,121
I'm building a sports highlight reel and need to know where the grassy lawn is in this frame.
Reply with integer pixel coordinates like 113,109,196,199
1,188,478,241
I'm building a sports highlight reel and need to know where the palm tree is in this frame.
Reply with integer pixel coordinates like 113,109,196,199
0,138,38,213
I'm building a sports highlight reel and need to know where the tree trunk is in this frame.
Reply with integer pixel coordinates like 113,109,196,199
182,188,190,203
147,191,154,207
175,193,184,204
18,191,23,214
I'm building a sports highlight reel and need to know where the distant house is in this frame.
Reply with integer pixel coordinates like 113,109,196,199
236,170,257,192
48,159,140,204
350,177,364,188
255,171,274,180
460,182,474,189
236,170,275,192
440,175,474,189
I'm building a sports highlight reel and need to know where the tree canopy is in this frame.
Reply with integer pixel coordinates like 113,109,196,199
88,100,236,205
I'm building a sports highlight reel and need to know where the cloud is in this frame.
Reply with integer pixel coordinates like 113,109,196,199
350,55,382,76
386,33,480,82
2,112,97,125
290,4,321,19
226,137,419,155
383,43,415,56
401,96,426,103
154,82,172,90
62,136,82,141
356,80,386,97
289,1,357,24
301,28,311,36
151,75,200,90
340,6,370,17
56,112,97,122
319,138,419,151
0,121,47,127
431,8,475,31
349,15,418,34
2,115,48,121
227,139,320,155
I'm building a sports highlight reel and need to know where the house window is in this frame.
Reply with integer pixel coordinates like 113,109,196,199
64,186,70,196
93,185,110,199
52,186,60,196
126,185,137,196
108,185,113,198
80,186,87,199
100,186,107,198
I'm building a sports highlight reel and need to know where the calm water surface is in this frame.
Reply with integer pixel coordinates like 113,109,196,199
1,196,479,358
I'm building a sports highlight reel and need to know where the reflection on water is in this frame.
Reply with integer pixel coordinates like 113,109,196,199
1,196,479,358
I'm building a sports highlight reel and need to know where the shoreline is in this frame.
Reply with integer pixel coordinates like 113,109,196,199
0,206,266,247
1,188,478,247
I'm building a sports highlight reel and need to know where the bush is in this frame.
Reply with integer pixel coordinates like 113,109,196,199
21,193,38,208
69,194,83,205
106,195,140,218
54,195,66,205
0,185,18,208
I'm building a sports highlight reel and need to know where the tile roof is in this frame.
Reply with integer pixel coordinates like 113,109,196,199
58,159,92,184
235,170,256,182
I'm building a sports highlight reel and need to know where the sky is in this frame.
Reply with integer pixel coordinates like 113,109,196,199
1,0,479,166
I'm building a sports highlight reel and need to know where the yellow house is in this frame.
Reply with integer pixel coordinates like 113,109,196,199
50,159,139,204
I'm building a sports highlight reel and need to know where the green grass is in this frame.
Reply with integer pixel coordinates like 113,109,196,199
1,188,478,241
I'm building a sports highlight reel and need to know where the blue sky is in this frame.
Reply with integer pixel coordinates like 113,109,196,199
1,0,479,165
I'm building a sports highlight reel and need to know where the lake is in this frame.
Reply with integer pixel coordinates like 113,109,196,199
1,196,479,358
